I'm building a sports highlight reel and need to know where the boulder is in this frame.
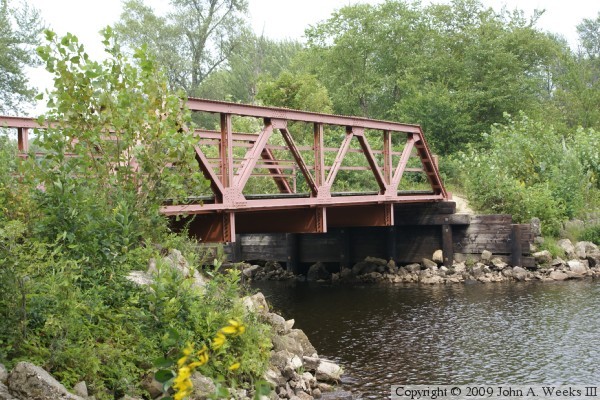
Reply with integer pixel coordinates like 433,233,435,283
72,382,88,398
533,250,552,264
364,256,387,266
141,374,163,399
287,329,318,357
432,250,444,264
307,263,331,281
491,258,507,270
302,356,320,372
453,263,466,274
587,251,600,268
422,258,438,270
512,266,528,281
263,312,289,335
321,390,353,399
575,241,599,259
0,382,17,400
567,260,588,275
264,368,287,387
420,275,443,284
0,365,7,385
481,250,492,262
351,261,376,276
7,362,84,400
190,372,216,399
339,268,353,280
530,217,542,237
557,239,575,257
272,334,304,358
242,264,260,279
405,263,421,273
315,361,343,383
242,292,269,315
125,271,154,286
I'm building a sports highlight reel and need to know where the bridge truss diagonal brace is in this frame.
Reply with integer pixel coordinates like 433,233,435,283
194,146,225,201
233,121,275,191
278,125,318,196
353,127,386,194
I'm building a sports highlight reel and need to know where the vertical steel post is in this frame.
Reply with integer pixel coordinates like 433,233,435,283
314,123,325,188
220,113,233,188
17,127,29,156
383,130,392,185
442,224,453,268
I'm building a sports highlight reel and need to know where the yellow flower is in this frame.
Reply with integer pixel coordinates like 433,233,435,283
220,319,246,336
173,366,193,400
212,332,226,350
197,345,209,365
228,362,241,371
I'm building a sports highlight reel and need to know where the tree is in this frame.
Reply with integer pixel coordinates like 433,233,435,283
114,0,248,96
0,0,43,114
303,0,563,154
197,31,303,103
577,12,600,59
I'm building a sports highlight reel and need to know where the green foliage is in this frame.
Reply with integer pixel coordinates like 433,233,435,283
455,113,599,236
0,30,271,399
256,71,333,113
580,225,600,244
114,0,248,95
0,0,44,113
303,0,562,154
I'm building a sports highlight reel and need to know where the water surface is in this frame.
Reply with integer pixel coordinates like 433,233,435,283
252,280,600,398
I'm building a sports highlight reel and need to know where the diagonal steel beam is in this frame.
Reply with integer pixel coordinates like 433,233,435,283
260,147,293,194
233,121,274,191
194,146,225,200
278,127,318,196
391,134,415,190
354,128,386,194
325,127,354,187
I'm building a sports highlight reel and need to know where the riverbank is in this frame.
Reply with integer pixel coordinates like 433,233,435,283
243,239,600,285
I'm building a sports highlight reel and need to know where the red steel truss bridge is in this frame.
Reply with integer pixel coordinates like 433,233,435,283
1,98,448,243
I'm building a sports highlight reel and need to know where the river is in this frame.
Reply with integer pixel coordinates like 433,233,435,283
252,280,600,399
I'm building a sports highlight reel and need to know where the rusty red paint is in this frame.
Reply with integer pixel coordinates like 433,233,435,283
1,98,448,243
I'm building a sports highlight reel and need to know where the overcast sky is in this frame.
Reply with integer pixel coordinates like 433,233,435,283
22,0,600,114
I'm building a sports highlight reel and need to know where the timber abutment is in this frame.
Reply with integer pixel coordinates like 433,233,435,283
218,201,600,284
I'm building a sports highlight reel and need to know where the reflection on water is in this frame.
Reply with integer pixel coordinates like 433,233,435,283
252,280,600,399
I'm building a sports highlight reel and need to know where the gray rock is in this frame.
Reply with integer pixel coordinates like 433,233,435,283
307,262,331,281
270,350,294,371
432,250,444,264
0,382,17,400
263,312,289,335
512,266,528,281
364,256,387,266
125,271,154,286
317,383,335,393
264,368,287,387
190,372,216,399
141,374,163,400
531,217,542,237
321,391,354,400
315,360,343,383
453,263,466,274
0,365,7,385
567,260,588,275
557,239,575,257
422,258,438,270
551,258,565,267
302,356,320,372
312,388,323,398
405,263,421,273
420,275,443,284
481,250,492,262
73,381,88,398
351,261,376,276
470,264,483,278
285,319,295,331
272,334,304,358
587,251,600,268
287,329,318,357
242,292,269,314
7,362,84,400
502,267,513,278
242,264,260,278
533,250,552,264
548,271,569,281
491,258,507,270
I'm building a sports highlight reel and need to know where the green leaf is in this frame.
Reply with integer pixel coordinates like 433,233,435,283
154,369,175,384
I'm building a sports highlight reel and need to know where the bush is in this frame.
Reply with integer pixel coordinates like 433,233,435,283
580,225,600,244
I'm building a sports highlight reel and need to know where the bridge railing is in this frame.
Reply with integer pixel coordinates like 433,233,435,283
1,99,448,242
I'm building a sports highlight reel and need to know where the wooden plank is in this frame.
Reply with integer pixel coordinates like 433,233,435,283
511,224,522,267
395,214,470,225
286,233,300,273
442,224,453,267
339,229,352,268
